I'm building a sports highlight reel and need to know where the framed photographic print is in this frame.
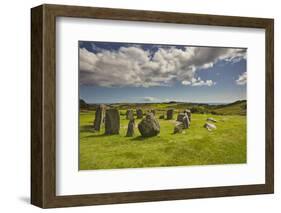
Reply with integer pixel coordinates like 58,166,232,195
31,4,274,208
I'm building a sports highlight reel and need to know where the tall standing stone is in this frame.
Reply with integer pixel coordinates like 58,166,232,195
126,109,134,120
136,109,143,119
166,109,174,120
126,119,135,137
184,109,192,122
93,104,105,131
105,108,120,135
182,114,190,129
177,112,186,122
174,123,183,134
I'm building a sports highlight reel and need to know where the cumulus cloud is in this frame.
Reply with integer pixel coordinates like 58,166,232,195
182,77,216,87
80,45,246,87
143,97,156,102
236,72,247,85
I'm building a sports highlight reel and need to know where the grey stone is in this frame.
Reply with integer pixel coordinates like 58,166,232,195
184,109,192,122
166,109,174,120
183,114,190,129
174,123,183,134
138,113,160,137
207,117,217,123
204,122,217,131
126,109,134,120
177,113,186,122
136,109,143,119
126,119,135,137
105,108,120,135
93,104,105,131
147,109,156,116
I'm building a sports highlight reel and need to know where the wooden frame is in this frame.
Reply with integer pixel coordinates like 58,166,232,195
31,4,274,208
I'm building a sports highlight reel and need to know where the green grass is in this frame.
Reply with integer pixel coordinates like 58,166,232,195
79,110,246,170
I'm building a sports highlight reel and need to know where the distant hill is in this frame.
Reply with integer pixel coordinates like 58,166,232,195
80,100,247,116
79,99,88,109
211,100,246,115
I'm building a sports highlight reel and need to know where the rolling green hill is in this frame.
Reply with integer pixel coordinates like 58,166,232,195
80,99,247,116
211,100,246,115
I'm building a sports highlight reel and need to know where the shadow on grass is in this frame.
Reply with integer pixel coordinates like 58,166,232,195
80,125,96,133
130,136,146,141
82,133,115,139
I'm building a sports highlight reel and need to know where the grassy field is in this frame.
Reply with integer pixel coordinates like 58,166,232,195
79,109,246,170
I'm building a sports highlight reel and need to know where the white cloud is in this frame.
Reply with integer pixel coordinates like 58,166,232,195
182,78,216,87
143,97,156,102
193,79,216,87
80,45,246,87
236,72,247,85
181,80,192,85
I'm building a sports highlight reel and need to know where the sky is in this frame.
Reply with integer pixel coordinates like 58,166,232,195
79,41,247,104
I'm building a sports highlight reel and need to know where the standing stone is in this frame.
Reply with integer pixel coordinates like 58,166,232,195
126,109,134,120
166,109,174,120
93,104,105,131
105,108,120,135
151,109,156,116
174,123,183,134
138,113,160,137
182,114,190,129
177,113,186,122
126,119,135,137
136,109,143,119
184,109,192,122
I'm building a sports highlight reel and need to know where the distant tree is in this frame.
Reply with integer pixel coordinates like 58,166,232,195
190,106,207,114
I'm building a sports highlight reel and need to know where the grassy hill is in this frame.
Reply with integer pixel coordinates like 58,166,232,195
80,99,247,116
211,100,246,115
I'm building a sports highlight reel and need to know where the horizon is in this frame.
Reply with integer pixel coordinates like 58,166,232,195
81,99,246,106
79,41,247,104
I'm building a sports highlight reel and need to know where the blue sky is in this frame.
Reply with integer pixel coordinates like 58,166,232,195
79,41,247,104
